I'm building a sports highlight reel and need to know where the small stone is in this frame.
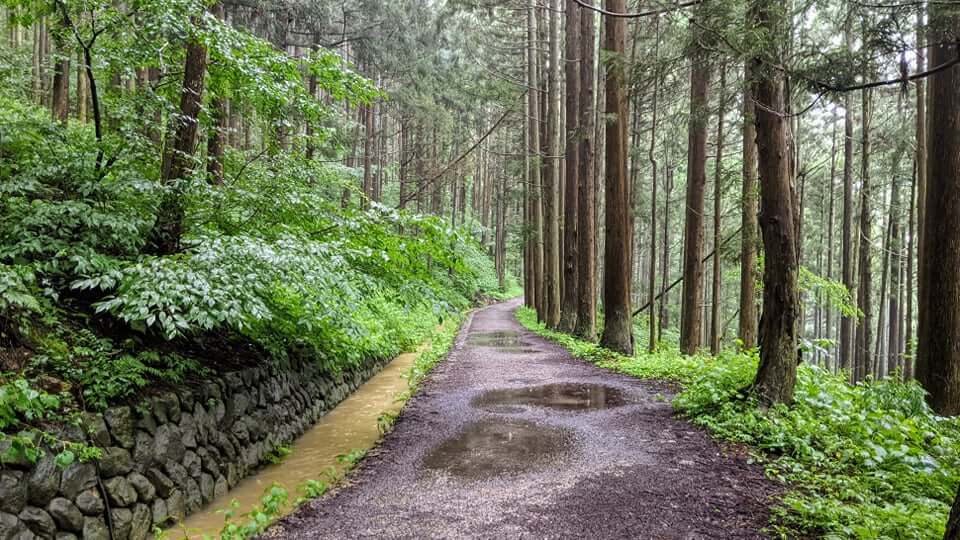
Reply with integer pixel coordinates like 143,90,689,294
178,413,197,449
46,498,83,532
199,474,214,504
0,512,28,540
150,499,168,527
131,432,154,473
109,508,132,540
224,373,243,392
0,471,27,514
134,411,157,435
163,461,188,490
98,447,133,478
151,425,185,465
103,407,134,449
73,489,104,516
82,414,111,448
54,533,77,540
18,506,56,539
59,463,96,500
26,455,59,508
165,491,185,524
158,393,181,424
126,472,155,502
144,468,175,499
184,479,201,514
103,476,137,507
178,389,195,412
129,504,151,540
213,476,228,500
226,463,239,488
82,516,109,540
182,451,201,477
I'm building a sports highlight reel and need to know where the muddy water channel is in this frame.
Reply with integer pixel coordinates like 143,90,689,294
176,351,418,538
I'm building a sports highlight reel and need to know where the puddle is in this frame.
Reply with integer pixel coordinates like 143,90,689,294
422,419,572,479
467,331,538,354
175,351,420,538
472,383,627,412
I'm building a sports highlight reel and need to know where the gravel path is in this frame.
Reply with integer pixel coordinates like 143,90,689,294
267,300,780,539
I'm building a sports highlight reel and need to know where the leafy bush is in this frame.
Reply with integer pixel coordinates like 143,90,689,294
516,306,958,539
31,329,209,411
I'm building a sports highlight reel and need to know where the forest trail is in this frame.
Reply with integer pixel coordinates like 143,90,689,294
267,300,779,539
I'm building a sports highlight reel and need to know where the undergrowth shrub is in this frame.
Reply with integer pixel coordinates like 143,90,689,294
516,306,959,539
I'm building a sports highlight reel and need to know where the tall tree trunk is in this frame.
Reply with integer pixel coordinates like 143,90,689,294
599,0,633,356
887,147,904,376
825,112,838,368
647,14,662,352
915,6,928,335
710,67,726,355
750,0,799,406
840,23,856,377
75,49,87,122
739,61,759,349
399,119,408,209
50,17,69,124
362,103,374,206
855,85,874,382
543,0,562,328
660,162,673,339
917,4,960,416
151,28,207,255
528,0,545,320
558,0,581,333
574,1,597,342
680,29,712,355
207,99,226,185
905,158,916,380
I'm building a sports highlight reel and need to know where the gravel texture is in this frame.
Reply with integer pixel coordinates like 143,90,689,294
266,300,780,539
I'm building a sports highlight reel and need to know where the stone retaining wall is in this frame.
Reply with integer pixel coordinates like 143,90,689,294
0,356,388,540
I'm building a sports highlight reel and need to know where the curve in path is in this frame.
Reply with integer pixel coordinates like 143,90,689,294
267,300,779,539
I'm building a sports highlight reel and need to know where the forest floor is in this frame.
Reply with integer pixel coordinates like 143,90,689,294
265,299,781,539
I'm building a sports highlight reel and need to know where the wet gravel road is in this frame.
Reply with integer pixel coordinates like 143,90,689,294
267,300,779,539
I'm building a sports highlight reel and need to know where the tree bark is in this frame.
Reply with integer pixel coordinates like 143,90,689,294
750,0,799,406
151,26,207,255
528,0,545,320
710,67,726,355
840,24,856,377
680,28,712,355
207,97,227,185
558,0,581,333
574,1,597,342
825,112,838,368
917,4,960,416
905,158,916,380
599,0,633,356
543,0,562,328
647,14,662,352
739,61,759,349
854,85,874,382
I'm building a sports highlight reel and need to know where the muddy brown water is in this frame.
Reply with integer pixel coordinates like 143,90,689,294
174,350,419,538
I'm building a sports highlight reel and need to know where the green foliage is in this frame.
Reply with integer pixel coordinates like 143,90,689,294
217,484,290,540
263,445,292,465
31,329,208,411
516,306,957,539
0,376,101,467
